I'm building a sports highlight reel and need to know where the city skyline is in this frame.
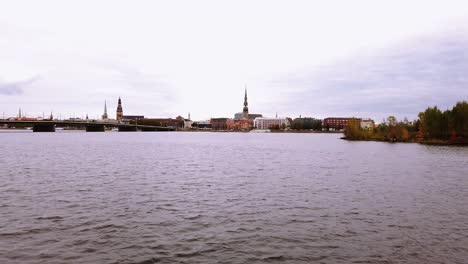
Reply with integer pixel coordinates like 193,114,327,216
1,1,468,121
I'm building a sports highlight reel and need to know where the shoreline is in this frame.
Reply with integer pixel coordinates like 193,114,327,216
341,137,468,146
2,127,466,145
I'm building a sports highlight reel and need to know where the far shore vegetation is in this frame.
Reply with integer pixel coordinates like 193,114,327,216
344,101,468,145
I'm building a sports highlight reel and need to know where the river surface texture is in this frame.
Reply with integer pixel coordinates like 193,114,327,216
1,132,467,264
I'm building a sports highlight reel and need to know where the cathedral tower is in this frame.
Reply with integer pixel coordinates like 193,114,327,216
116,97,123,122
242,87,249,119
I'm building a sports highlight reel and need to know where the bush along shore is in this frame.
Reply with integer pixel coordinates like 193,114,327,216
343,101,468,145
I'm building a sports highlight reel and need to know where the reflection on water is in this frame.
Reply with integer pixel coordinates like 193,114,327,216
1,132,467,263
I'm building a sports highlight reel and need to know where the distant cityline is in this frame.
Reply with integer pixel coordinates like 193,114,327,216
3,87,375,131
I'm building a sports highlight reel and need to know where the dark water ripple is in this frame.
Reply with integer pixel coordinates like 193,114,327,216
1,132,468,263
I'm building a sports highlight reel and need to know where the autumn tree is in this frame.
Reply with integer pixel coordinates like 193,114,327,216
401,127,409,142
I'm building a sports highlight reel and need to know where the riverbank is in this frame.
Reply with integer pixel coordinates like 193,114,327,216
179,129,342,134
342,136,468,146
269,130,342,134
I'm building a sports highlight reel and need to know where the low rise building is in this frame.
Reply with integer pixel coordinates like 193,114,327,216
253,117,290,130
210,118,231,130
136,118,184,129
184,119,193,129
323,117,374,131
194,120,211,129
122,115,145,121
175,115,193,129
228,118,252,130
323,117,357,130
360,118,375,130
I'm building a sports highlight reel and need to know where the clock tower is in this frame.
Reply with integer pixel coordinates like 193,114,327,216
116,97,123,122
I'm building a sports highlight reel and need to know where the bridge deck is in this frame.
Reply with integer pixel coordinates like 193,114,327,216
0,120,175,131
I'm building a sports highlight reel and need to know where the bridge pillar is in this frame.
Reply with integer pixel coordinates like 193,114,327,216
33,124,55,132
86,124,105,132
118,126,138,132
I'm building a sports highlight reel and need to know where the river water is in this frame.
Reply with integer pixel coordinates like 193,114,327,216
0,131,467,264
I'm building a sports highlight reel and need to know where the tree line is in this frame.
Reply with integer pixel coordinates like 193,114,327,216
344,101,468,144
290,118,322,130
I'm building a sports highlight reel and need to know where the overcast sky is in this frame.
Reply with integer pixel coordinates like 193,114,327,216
1,0,468,121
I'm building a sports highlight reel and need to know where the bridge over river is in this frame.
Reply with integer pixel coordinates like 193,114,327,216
0,120,176,132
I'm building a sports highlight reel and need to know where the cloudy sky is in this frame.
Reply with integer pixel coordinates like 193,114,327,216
1,0,468,121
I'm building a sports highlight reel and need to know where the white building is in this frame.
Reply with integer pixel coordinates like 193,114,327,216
360,118,375,130
184,119,193,129
253,117,290,130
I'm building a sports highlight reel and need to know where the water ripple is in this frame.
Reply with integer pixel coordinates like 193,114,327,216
0,132,467,263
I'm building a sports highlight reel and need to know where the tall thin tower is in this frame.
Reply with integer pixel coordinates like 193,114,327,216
116,97,123,122
102,100,108,120
242,86,249,119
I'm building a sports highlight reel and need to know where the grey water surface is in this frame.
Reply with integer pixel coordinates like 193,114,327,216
1,131,467,264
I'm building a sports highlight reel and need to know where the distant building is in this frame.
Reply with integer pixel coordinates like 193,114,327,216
184,119,193,129
122,115,144,121
248,114,262,120
177,114,192,129
116,97,123,122
228,118,251,130
234,112,243,120
210,118,231,130
253,117,290,130
176,115,193,129
194,120,211,129
387,117,397,127
323,117,357,130
360,118,375,130
136,118,184,129
323,117,373,131
17,117,38,121
184,113,193,129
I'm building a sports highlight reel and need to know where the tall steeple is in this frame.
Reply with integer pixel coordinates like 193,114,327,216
102,100,108,120
242,86,249,119
116,97,123,122
18,107,22,119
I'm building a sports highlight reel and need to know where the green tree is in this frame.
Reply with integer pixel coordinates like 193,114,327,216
424,106,441,139
450,101,468,139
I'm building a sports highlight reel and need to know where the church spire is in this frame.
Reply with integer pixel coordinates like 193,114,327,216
242,85,249,119
244,86,248,106
102,100,108,120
